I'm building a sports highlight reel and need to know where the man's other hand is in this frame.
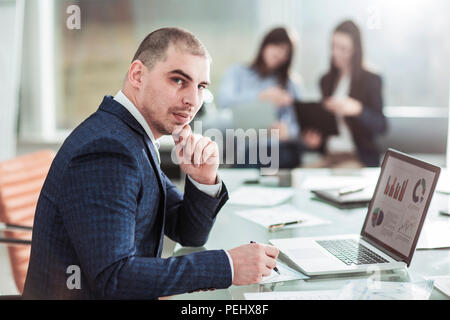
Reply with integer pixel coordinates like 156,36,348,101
172,124,219,185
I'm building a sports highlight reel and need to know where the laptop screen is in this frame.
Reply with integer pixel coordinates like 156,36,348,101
361,149,440,265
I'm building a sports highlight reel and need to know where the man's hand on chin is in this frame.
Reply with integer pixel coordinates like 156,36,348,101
172,124,219,185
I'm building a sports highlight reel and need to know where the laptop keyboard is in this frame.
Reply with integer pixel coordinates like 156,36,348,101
316,239,389,265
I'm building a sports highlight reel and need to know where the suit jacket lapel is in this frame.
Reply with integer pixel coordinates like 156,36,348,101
142,134,166,197
99,95,166,195
143,135,167,258
99,96,146,137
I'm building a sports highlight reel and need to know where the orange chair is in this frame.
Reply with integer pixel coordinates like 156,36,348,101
0,150,55,295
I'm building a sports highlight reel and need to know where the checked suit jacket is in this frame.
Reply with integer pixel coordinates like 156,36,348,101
23,95,231,299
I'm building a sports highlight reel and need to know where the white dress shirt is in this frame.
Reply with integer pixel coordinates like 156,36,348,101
326,75,357,154
113,90,234,280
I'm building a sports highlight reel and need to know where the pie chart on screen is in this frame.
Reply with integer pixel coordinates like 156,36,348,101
371,208,384,227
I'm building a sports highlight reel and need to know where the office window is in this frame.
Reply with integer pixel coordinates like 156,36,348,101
56,0,135,130
19,0,450,139
296,0,450,108
54,0,274,131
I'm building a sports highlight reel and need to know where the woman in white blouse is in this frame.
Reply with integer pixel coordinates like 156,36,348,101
303,20,387,168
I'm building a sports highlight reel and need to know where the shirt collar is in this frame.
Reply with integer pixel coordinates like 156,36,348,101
113,90,161,163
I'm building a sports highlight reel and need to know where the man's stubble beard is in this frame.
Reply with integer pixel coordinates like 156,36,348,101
140,103,174,137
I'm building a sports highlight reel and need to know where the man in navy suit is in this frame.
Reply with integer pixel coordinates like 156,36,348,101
23,27,279,299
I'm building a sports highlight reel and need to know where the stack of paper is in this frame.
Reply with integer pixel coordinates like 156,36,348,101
426,276,450,297
228,186,294,207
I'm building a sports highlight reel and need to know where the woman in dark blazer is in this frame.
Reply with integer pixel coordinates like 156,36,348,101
303,20,387,167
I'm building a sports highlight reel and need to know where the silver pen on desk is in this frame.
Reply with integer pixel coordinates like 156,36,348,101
338,186,365,196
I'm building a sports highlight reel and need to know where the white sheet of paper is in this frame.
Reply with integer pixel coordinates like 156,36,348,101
299,176,370,191
339,280,434,300
417,221,450,249
426,276,450,297
436,175,450,194
244,290,341,300
246,280,434,300
234,204,330,230
228,186,294,207
259,262,309,284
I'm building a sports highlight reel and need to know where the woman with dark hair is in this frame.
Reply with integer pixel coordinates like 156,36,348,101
217,27,303,168
303,20,387,168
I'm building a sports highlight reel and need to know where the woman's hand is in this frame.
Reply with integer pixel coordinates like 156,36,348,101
324,97,363,117
302,129,323,149
260,86,293,107
270,121,290,141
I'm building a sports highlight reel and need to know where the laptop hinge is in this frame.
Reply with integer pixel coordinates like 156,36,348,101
361,235,405,263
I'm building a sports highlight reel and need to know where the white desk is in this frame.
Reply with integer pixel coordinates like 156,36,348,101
169,168,450,300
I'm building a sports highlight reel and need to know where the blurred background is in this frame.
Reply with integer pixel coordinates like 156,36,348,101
1,0,450,164
1,0,448,167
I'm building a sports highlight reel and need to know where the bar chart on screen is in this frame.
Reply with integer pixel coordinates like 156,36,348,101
384,176,408,202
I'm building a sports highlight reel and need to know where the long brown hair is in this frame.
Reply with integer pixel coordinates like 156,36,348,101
324,20,365,97
250,27,294,88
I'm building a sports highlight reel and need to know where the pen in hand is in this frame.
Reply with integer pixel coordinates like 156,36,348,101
250,241,280,275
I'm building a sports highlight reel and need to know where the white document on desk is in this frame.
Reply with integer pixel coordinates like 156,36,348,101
234,204,330,230
339,280,434,300
228,186,295,207
436,175,450,194
244,290,341,300
417,221,450,250
259,261,309,284
246,280,434,300
299,176,371,191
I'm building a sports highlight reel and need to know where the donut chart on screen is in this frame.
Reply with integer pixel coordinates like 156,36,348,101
412,178,426,203
371,207,384,227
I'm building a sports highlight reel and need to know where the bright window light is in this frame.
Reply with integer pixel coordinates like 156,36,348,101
39,0,56,139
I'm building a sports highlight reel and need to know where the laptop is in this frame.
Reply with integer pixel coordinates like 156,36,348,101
270,149,440,276
232,101,277,130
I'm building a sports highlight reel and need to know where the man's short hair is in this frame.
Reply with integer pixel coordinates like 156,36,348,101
131,27,211,70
